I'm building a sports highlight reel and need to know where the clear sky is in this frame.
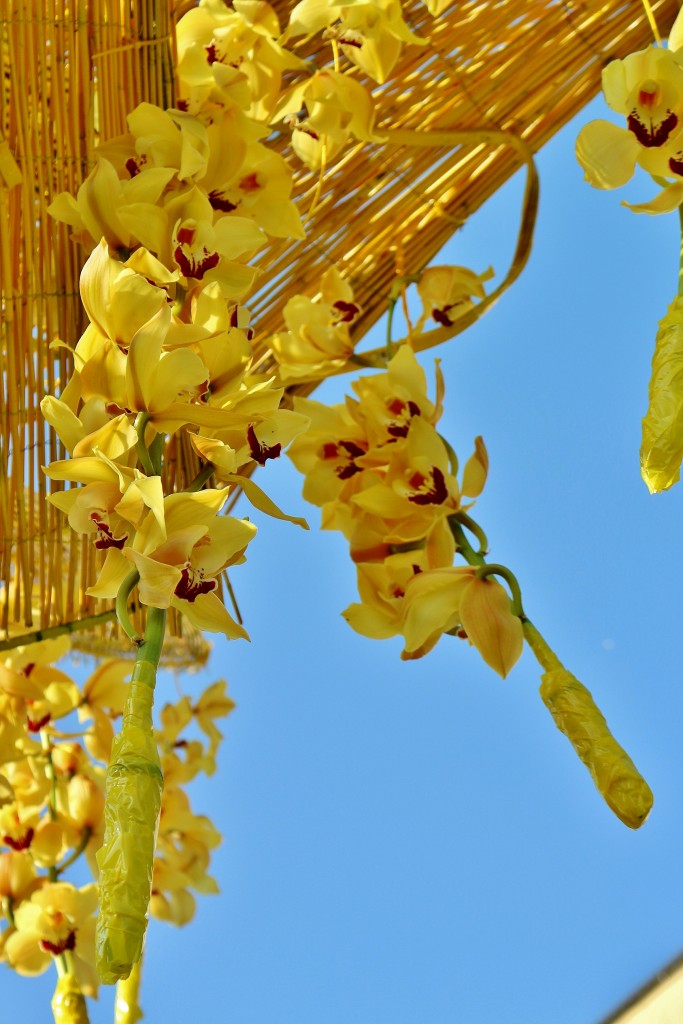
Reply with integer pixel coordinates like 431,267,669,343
7,93,683,1023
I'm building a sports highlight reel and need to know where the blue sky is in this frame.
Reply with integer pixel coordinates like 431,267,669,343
8,93,683,1023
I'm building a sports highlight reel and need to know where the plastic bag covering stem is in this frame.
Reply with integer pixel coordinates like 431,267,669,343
96,608,166,984
539,667,653,829
640,295,683,493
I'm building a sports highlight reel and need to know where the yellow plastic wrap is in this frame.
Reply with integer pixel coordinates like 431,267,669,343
641,296,683,493
51,975,89,1024
96,681,163,984
540,668,653,829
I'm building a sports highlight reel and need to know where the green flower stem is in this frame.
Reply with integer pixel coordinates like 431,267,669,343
0,610,118,652
476,563,524,618
448,517,486,567
148,432,164,476
438,433,459,477
131,606,166,689
116,571,142,645
385,296,398,359
115,959,144,1024
135,414,155,476
452,510,487,554
449,519,523,613
3,895,15,927
185,463,214,493
40,731,58,828
56,828,92,876
449,515,562,667
521,619,563,673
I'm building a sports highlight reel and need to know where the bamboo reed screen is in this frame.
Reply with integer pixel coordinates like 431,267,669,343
0,0,677,661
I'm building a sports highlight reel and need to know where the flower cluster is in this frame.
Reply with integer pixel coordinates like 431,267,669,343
0,638,230,1000
287,345,523,674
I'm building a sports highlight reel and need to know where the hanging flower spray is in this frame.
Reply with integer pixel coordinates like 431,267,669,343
0,0,656,1020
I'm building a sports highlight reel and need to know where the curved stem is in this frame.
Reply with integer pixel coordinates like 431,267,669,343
448,517,486,566
135,414,155,476
2,895,15,928
185,463,214,493
475,563,524,617
148,433,164,477
282,127,538,385
40,731,58,828
452,510,488,555
56,828,92,876
439,433,459,477
385,296,398,359
448,519,524,616
116,571,142,645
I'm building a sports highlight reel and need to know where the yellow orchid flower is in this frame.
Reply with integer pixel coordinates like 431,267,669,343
343,520,456,641
78,240,177,348
87,490,257,639
350,343,442,444
288,396,370,507
4,882,99,996
47,459,163,558
286,0,426,83
270,267,361,381
177,0,303,120
399,566,477,659
191,680,236,767
47,158,175,251
0,802,40,853
41,394,138,463
0,639,80,734
415,265,494,330
576,30,683,213
124,102,210,181
201,137,305,240
0,851,38,905
350,416,461,543
120,185,265,300
273,70,381,170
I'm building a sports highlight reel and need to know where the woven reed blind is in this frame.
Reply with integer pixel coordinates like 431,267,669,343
0,0,677,656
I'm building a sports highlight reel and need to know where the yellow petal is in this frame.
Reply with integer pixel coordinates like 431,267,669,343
223,473,308,528
623,181,683,214
459,576,523,678
461,436,489,498
85,549,131,600
575,120,639,189
124,549,182,608
171,591,249,639
40,396,84,454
